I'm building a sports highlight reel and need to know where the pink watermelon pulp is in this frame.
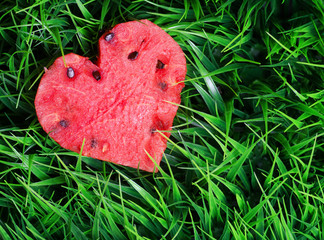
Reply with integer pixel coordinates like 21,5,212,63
35,19,186,172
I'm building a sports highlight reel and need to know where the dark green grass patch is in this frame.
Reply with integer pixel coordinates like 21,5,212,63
1,0,324,239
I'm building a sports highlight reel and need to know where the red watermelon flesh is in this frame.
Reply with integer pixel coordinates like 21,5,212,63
35,19,186,172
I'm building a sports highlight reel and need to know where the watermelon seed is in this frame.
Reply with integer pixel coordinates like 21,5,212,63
67,67,75,78
151,128,156,135
59,120,69,128
156,60,165,69
90,139,98,148
128,51,138,60
159,82,168,91
105,33,114,42
92,70,101,81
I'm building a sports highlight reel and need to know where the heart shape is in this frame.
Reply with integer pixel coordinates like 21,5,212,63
35,20,186,172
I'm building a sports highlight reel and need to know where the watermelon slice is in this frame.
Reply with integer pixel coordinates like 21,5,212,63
35,19,186,172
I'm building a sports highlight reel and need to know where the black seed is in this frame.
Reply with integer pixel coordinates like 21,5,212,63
159,82,168,91
59,120,69,128
128,51,138,60
151,128,156,135
92,70,101,81
156,60,165,69
67,67,75,78
105,33,114,42
90,139,98,148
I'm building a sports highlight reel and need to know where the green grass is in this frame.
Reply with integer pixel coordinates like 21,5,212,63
1,0,324,239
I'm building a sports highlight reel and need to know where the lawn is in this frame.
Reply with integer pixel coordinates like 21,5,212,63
1,0,324,239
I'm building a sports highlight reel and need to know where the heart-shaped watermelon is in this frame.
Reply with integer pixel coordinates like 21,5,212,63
35,19,186,172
